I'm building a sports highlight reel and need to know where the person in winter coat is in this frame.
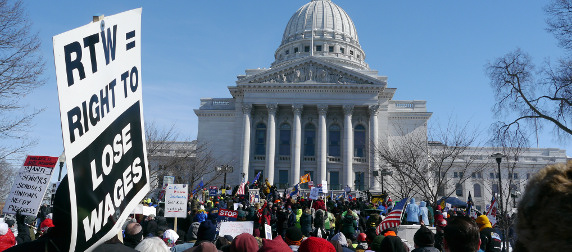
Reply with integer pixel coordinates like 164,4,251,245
331,232,354,252
475,215,501,252
434,219,447,251
300,208,313,237
0,223,15,251
412,226,439,252
340,210,357,242
419,201,430,226
277,207,290,237
294,208,303,229
379,228,407,252
313,209,327,238
406,198,420,224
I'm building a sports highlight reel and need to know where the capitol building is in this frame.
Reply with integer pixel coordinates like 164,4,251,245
194,0,432,191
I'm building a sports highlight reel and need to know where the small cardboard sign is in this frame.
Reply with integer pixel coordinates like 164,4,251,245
219,221,253,238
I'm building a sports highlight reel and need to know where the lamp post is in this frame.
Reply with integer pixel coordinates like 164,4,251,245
379,168,393,194
216,165,233,188
58,151,66,182
511,189,521,208
490,152,507,249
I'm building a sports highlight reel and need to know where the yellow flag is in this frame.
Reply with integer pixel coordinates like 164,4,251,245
300,173,311,184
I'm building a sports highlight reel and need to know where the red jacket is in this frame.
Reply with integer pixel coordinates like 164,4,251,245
0,229,16,251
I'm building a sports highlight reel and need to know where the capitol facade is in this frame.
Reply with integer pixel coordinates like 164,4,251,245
194,0,432,191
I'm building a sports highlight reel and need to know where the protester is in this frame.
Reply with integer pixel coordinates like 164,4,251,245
93,234,137,252
406,198,420,225
284,227,304,251
355,233,369,252
299,237,336,252
379,228,407,252
229,233,259,252
0,222,16,251
418,201,429,226
516,160,572,251
134,237,170,252
412,226,438,252
124,222,144,249
443,216,480,252
434,219,446,251
475,215,501,252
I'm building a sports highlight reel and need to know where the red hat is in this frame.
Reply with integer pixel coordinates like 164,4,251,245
299,237,336,252
357,233,367,242
436,219,447,227
259,235,291,252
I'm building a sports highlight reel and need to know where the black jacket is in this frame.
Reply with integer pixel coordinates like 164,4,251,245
480,227,502,252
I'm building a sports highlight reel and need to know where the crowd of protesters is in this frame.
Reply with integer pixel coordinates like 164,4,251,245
0,160,570,252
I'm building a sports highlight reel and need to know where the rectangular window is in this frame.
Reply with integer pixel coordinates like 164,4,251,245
316,45,322,51
476,205,482,211
514,173,518,179
285,50,289,55
294,47,299,53
478,172,482,179
459,172,464,178
492,184,499,194
278,170,289,189
330,171,340,190
496,173,500,179
454,172,458,178
355,172,365,191
304,46,310,52
340,47,345,54
472,172,476,178
527,173,530,179
329,46,334,52
490,173,494,179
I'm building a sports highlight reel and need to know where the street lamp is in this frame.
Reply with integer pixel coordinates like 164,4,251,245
216,165,233,188
58,151,66,181
490,152,507,248
379,168,393,194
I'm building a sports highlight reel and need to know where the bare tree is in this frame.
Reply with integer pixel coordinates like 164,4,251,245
486,0,572,140
0,0,45,161
0,157,15,200
145,121,221,198
375,119,486,205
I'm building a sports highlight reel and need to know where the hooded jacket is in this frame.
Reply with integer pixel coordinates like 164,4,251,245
419,201,430,225
406,198,420,223
476,215,501,252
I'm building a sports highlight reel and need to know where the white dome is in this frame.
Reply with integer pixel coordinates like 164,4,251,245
272,0,368,70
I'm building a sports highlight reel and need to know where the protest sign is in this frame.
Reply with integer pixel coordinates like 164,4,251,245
3,156,58,216
131,204,156,216
216,208,238,234
165,184,188,218
219,221,254,238
233,203,239,210
264,224,272,239
321,180,328,193
53,8,148,251
209,186,218,197
163,176,175,187
309,187,319,200
249,190,259,204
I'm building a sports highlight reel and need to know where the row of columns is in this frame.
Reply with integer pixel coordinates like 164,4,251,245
240,103,381,189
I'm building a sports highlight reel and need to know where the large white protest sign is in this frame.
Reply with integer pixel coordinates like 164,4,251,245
219,221,254,238
53,8,148,252
3,156,58,216
321,180,328,193
165,184,188,218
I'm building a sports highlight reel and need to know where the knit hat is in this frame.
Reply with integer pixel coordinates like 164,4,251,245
476,215,492,231
0,223,8,236
436,218,447,228
258,235,291,252
230,233,259,252
414,226,434,247
163,229,179,247
284,227,303,246
197,220,216,241
299,237,336,252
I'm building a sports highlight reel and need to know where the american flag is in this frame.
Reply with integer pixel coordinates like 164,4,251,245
376,197,409,235
237,182,246,195
486,195,498,226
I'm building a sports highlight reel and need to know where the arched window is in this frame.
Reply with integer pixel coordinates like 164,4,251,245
474,184,482,198
255,123,266,155
279,123,291,156
304,124,316,156
354,125,366,157
455,183,463,196
328,124,341,156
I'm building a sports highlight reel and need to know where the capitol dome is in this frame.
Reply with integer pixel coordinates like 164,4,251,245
272,0,368,70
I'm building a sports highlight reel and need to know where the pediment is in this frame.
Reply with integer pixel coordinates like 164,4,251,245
236,58,385,86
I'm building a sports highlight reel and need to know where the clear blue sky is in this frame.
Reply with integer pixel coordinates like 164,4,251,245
13,0,571,170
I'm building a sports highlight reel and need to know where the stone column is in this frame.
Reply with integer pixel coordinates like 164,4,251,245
240,103,252,183
317,104,328,184
292,104,303,185
265,104,278,184
343,104,354,188
369,105,381,190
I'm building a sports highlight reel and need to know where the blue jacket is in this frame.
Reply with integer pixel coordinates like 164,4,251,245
419,201,429,225
406,198,420,223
